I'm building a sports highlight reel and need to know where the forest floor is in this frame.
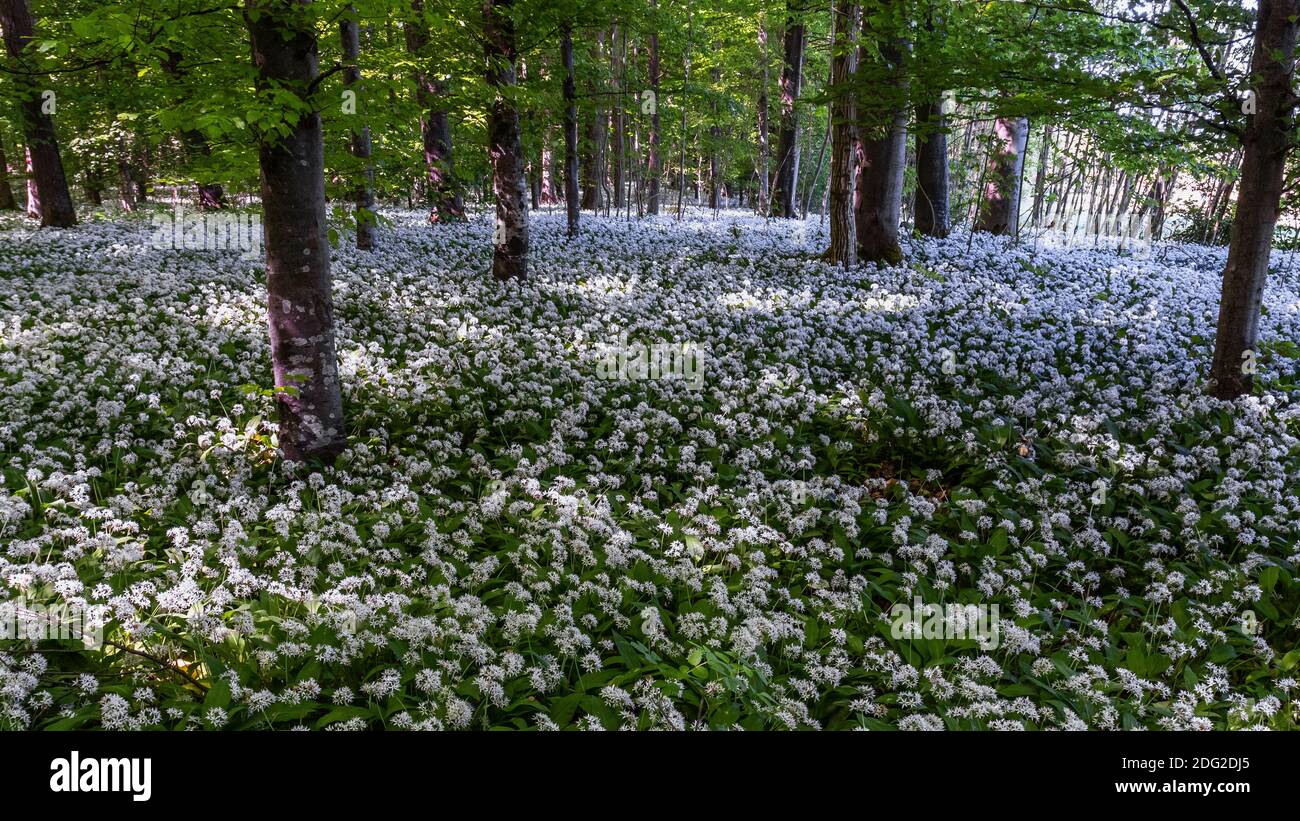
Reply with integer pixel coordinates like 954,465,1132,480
0,207,1298,730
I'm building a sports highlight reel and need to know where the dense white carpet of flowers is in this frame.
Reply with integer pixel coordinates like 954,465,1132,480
1,208,1298,730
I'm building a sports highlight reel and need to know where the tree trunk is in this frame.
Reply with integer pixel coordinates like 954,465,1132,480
407,0,464,223
561,22,580,235
485,0,528,280
676,12,693,220
709,57,722,211
581,29,608,212
612,24,627,211
83,176,102,206
1030,124,1052,227
541,134,558,204
23,148,38,219
0,0,76,227
160,50,227,210
647,1,662,215
856,118,906,263
854,3,906,264
770,1,805,218
759,28,764,216
1209,0,1299,399
118,149,138,212
826,0,857,266
246,0,346,463
914,97,950,237
0,126,18,210
341,8,376,249
975,115,1028,235
756,25,771,215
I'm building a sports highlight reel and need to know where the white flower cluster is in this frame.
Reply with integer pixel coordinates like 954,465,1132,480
0,206,1297,730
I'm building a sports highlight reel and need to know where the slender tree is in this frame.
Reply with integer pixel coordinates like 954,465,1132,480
1209,0,1299,399
975,115,1029,235
0,0,76,227
612,23,626,211
246,0,346,463
561,21,580,235
407,0,465,222
646,0,662,215
826,0,857,266
756,24,771,216
770,0,805,218
581,28,609,212
913,96,949,237
160,50,228,210
341,7,376,250
485,0,528,280
0,123,18,210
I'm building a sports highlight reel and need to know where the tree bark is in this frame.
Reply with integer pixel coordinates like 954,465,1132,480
160,50,227,210
1209,0,1299,399
541,133,558,204
561,22,580,235
709,56,722,211
770,1,805,218
676,11,693,220
756,25,771,215
581,28,608,212
1030,124,1052,228
0,0,76,227
826,0,857,266
0,125,19,210
914,97,950,237
975,115,1028,235
246,0,346,463
854,2,906,264
340,9,376,250
406,0,464,223
485,0,528,280
612,24,626,211
647,1,662,215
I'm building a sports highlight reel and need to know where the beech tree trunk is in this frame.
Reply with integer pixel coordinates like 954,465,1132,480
756,26,771,215
0,125,18,210
23,147,38,219
561,22,580,235
914,97,950,237
1209,0,1299,399
83,176,103,207
341,9,376,250
581,29,608,212
0,0,76,227
826,0,857,266
407,0,464,223
647,1,662,215
709,58,722,211
246,0,346,463
856,118,907,263
975,115,1029,235
160,50,227,210
1030,124,1052,228
770,1,805,218
612,24,627,211
854,3,906,264
541,135,558,204
485,0,528,280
